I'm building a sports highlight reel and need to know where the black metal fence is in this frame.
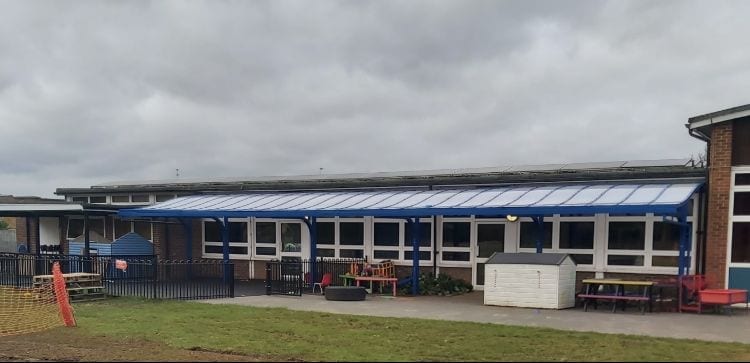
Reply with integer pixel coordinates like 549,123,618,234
0,253,233,300
265,258,365,296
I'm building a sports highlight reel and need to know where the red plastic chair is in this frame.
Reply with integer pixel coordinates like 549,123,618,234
313,273,332,294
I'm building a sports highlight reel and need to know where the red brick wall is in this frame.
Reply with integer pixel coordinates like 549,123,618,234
706,123,733,288
438,267,472,283
15,217,38,253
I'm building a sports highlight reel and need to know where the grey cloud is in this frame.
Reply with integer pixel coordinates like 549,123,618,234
0,0,744,197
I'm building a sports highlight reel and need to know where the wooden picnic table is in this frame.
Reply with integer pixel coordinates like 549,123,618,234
355,276,398,297
579,279,654,314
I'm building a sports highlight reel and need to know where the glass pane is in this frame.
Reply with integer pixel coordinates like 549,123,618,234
228,222,248,243
736,174,750,186
652,256,678,267
72,197,88,203
316,222,335,244
607,255,644,266
90,219,105,240
133,221,152,241
256,247,276,256
131,194,150,203
374,250,399,260
204,245,245,255
155,194,174,202
230,246,248,255
570,254,593,265
442,251,470,261
340,249,364,258
476,262,485,286
559,222,594,249
653,222,680,251
519,222,552,249
404,250,431,261
89,196,106,204
608,222,645,250
67,219,84,239
442,222,470,248
256,222,276,244
734,192,750,216
281,223,301,252
114,219,131,239
405,222,432,247
316,248,335,258
477,224,504,257
204,221,221,242
111,195,129,203
731,222,750,263
374,222,400,246
340,222,364,245
205,245,222,254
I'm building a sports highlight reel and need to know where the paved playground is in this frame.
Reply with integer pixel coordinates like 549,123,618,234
204,290,750,344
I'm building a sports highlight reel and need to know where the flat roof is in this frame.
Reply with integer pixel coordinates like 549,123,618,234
687,103,750,132
57,159,704,196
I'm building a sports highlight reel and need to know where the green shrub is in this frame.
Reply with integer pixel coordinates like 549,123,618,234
400,273,473,296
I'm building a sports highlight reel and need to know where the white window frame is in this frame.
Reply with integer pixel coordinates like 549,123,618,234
66,216,107,241
251,218,307,261
515,215,596,272
201,218,250,260
728,167,750,274
439,217,473,266
337,218,367,260
112,219,154,241
371,217,433,266
313,218,338,259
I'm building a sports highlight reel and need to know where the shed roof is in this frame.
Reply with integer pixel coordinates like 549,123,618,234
485,253,572,265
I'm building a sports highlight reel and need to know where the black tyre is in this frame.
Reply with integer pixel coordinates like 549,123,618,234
324,286,367,301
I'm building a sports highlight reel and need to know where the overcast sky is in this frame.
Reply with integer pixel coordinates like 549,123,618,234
0,1,747,198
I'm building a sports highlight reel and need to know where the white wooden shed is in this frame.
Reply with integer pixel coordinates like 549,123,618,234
484,253,577,309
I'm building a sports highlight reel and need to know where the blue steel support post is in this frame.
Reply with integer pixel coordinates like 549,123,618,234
411,218,421,296
533,216,545,254
678,212,690,277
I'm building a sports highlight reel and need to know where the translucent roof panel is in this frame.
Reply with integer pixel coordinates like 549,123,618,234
122,182,702,218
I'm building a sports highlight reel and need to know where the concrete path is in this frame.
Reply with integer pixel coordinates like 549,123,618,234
203,291,750,344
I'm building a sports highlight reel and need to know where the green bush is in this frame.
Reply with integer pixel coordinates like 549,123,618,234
400,273,473,296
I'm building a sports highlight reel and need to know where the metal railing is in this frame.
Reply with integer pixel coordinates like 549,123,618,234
0,253,233,300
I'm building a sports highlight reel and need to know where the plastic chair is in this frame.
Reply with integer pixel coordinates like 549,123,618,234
313,273,332,294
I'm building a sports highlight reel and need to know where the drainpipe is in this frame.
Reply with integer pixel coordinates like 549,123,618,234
688,127,710,275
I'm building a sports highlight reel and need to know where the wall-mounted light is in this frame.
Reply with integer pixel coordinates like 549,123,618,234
506,215,518,222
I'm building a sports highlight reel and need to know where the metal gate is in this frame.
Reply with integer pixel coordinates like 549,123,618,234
265,259,303,296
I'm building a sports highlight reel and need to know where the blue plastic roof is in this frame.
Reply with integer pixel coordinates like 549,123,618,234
118,182,701,219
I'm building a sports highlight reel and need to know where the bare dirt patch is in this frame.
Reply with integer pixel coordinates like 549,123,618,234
0,328,275,362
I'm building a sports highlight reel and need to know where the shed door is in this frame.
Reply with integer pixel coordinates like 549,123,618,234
473,223,505,288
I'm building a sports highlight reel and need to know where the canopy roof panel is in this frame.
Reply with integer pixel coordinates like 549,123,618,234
118,182,702,219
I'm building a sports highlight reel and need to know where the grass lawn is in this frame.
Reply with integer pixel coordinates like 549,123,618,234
63,298,750,361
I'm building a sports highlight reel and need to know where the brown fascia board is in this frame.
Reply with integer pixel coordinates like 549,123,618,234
55,166,706,196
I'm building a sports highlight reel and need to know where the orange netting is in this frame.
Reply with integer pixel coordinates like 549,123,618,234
0,262,75,337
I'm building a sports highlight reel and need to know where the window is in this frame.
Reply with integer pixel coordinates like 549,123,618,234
316,222,335,244
731,223,750,263
607,255,644,266
71,197,88,203
131,194,150,203
66,218,105,241
133,221,153,241
202,220,249,259
559,222,594,249
340,222,364,245
652,222,680,251
477,224,504,258
111,195,129,203
737,174,750,186
608,222,645,250
114,219,131,239
67,219,84,239
519,222,552,249
253,220,304,259
442,222,470,248
155,194,175,202
441,220,471,262
89,196,106,204
374,222,399,246
734,192,750,215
